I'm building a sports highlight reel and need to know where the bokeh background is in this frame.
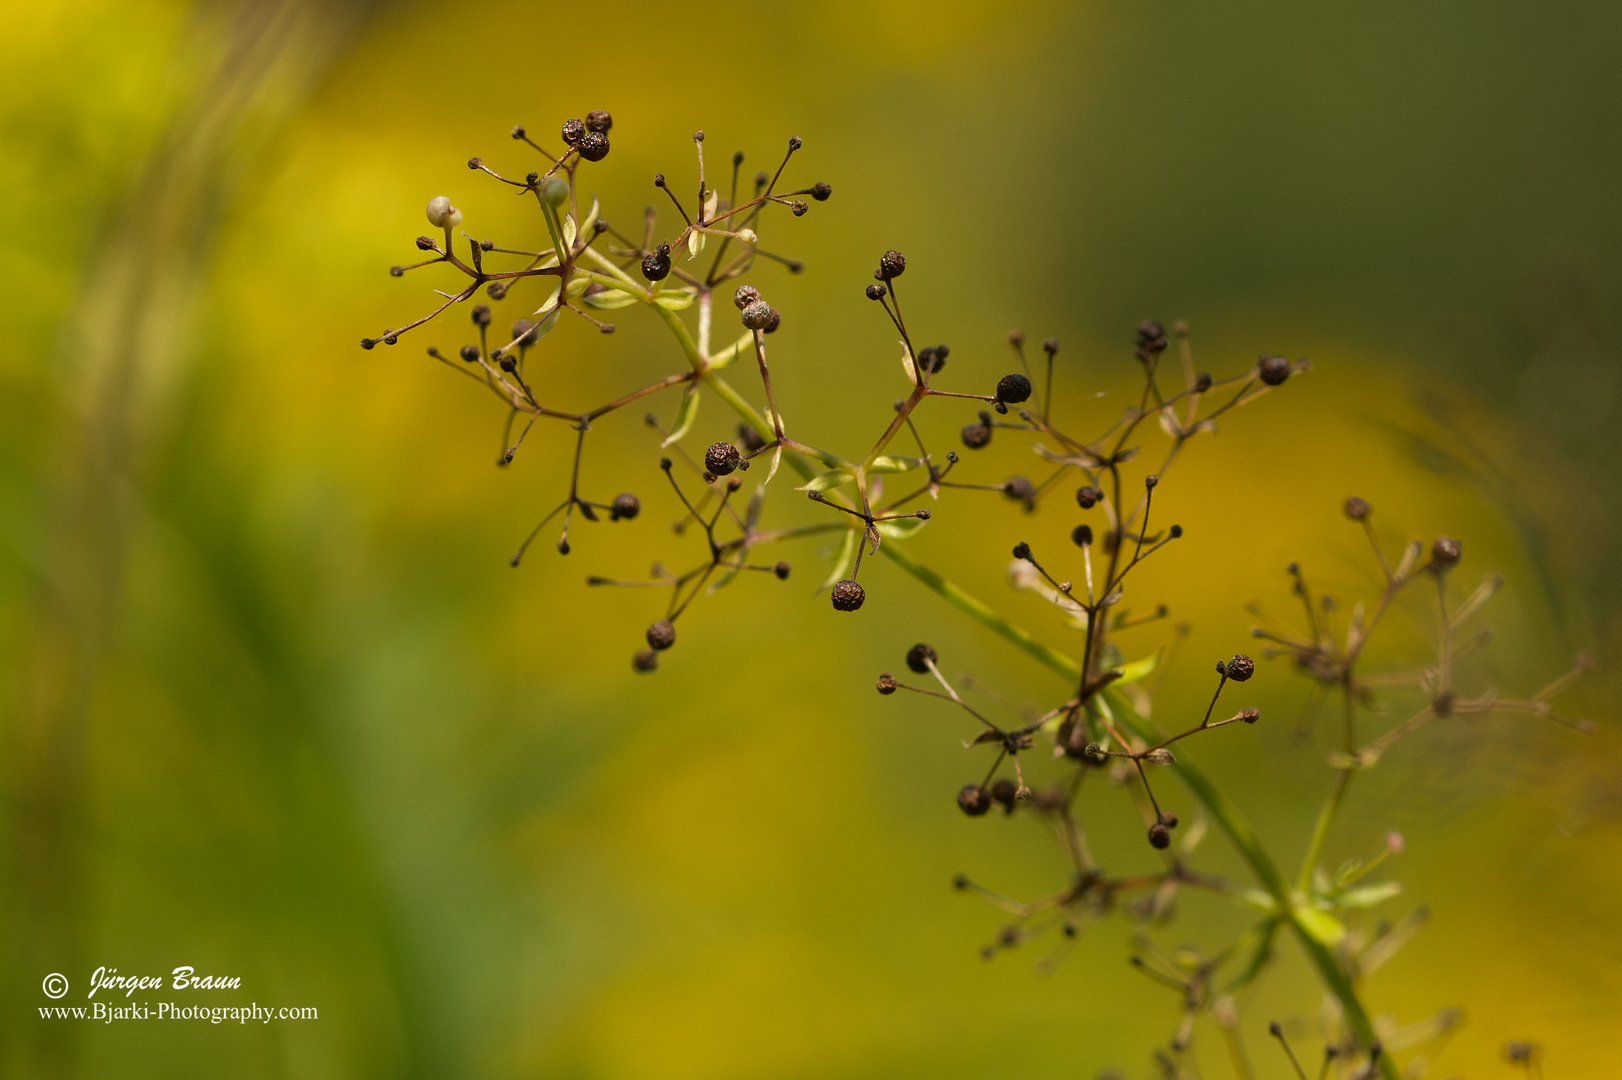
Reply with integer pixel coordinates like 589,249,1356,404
2,1,1619,1077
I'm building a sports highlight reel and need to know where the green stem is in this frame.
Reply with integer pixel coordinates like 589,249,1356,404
877,546,1397,1076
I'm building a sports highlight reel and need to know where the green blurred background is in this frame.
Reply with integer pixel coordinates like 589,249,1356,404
2,0,1618,1076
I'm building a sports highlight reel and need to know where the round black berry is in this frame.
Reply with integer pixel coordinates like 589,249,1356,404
704,442,742,476
905,643,937,674
878,249,906,279
1076,486,1100,509
830,579,865,611
1148,823,1171,849
585,109,612,133
577,131,609,162
611,493,641,520
996,373,1032,404
641,243,671,281
957,784,992,817
773,561,791,580
1257,355,1291,386
1223,654,1255,682
1072,524,1094,547
645,620,676,651
561,118,586,146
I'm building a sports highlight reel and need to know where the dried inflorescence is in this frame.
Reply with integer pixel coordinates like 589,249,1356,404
369,112,1594,1077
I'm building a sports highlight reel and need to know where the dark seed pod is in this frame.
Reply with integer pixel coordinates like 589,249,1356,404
577,131,610,162
773,561,791,580
865,283,887,301
389,265,404,277
811,181,832,201
1072,524,1094,547
1168,524,1184,538
734,284,761,309
1224,654,1255,682
486,281,509,299
736,423,767,453
876,672,898,695
1002,476,1036,503
830,579,865,611
415,235,436,251
991,779,1018,812
459,345,480,363
585,109,612,132
762,308,781,334
1148,823,1171,849
1194,372,1213,392
511,318,538,346
996,372,1032,404
498,355,516,373
957,784,992,817
1134,320,1168,360
510,125,527,140
1257,354,1291,386
704,442,742,476
611,493,641,520
560,118,586,146
1239,707,1260,724
641,243,672,282
645,620,677,651
905,643,938,674
791,200,808,216
960,421,991,449
740,300,775,330
1012,542,1031,560
632,650,658,673
1344,496,1371,521
1159,811,1179,829
1076,486,1100,509
467,157,482,170
1431,536,1462,569
878,249,906,279
472,304,492,326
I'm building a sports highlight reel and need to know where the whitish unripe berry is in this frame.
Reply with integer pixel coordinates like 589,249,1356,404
426,196,462,228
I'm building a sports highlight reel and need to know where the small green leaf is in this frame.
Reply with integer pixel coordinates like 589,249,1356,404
582,288,640,310
562,213,577,250
820,529,859,591
661,385,700,448
1115,649,1162,687
763,443,783,485
797,469,852,493
579,196,601,238
564,276,591,299
1293,906,1347,947
1335,882,1402,909
653,290,696,310
869,455,923,474
687,230,705,260
875,517,927,540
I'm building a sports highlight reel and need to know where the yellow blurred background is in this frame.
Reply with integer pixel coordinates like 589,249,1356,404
2,1,1618,1077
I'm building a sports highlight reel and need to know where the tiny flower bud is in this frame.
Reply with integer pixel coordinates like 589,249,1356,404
472,304,492,326
510,125,526,140
865,283,887,301
425,196,462,228
830,579,865,611
1239,707,1259,723
704,442,742,475
876,672,898,695
996,373,1032,404
957,784,992,817
811,181,832,200
1145,474,1159,489
467,156,482,170
645,620,677,651
878,249,906,279
905,643,937,674
1430,536,1462,569
774,561,791,580
1134,320,1167,360
1012,542,1031,560
1223,654,1255,682
389,265,404,277
1142,748,1176,765
788,135,803,150
1194,372,1213,391
459,345,480,363
415,236,436,251
1168,524,1183,538
632,650,658,673
790,200,808,216
1344,496,1371,521
737,227,758,244
1072,524,1094,547
1159,812,1178,828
